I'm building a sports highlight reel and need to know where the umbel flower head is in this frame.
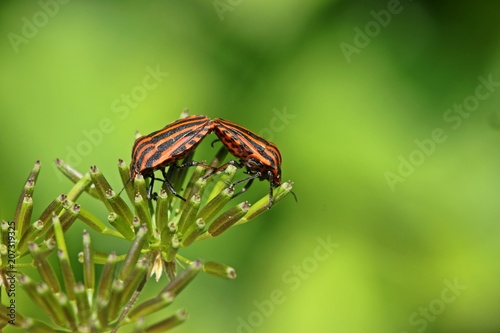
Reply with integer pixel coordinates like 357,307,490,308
0,122,293,332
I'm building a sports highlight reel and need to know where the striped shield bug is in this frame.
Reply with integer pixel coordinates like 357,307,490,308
211,118,287,209
130,115,215,200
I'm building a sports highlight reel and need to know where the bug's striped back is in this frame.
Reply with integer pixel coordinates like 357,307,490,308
213,118,282,185
130,115,214,178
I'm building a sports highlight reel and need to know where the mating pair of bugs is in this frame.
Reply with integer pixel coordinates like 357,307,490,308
129,115,285,208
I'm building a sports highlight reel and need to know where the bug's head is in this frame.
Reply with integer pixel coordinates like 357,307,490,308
245,156,282,186
265,142,282,187
262,164,281,187
269,166,282,187
129,161,139,180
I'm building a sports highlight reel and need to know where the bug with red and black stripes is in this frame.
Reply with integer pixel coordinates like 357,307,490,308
130,115,215,200
211,118,286,209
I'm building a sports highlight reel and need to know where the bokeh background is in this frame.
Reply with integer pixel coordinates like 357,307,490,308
2,1,500,332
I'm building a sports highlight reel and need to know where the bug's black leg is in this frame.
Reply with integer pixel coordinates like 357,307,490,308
267,171,275,209
219,160,244,172
176,160,217,173
147,176,155,200
160,168,187,201
202,160,243,180
146,176,171,200
230,172,260,198
210,139,221,148
231,178,255,198
177,161,203,168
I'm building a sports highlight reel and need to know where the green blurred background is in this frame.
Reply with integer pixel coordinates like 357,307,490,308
2,1,500,332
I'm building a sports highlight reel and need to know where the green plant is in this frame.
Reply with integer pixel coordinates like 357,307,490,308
0,137,293,332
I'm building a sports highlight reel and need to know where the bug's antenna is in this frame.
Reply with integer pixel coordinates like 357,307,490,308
119,166,135,197
118,177,132,196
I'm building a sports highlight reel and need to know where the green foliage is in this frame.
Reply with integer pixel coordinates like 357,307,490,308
0,144,293,332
